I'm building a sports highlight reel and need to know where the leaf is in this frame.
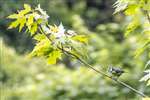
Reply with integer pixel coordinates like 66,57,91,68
142,97,150,100
70,43,88,59
140,70,150,82
145,60,150,69
35,4,49,19
19,17,26,32
142,0,150,10
33,34,46,41
124,4,139,15
147,80,150,86
7,14,18,19
72,35,88,43
8,20,19,29
125,18,139,36
47,50,62,64
143,30,150,39
113,0,128,14
135,40,150,58
30,23,38,35
29,39,52,57
27,14,34,26
18,4,31,16
24,4,31,12
37,18,43,24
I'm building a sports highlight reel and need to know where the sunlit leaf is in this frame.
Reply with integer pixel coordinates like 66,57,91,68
7,14,18,19
142,97,150,100
142,0,150,10
27,14,34,26
19,17,26,32
30,22,38,35
8,20,19,29
135,40,150,58
145,60,150,69
147,80,150,86
113,0,128,14
18,4,31,16
37,18,43,24
140,70,150,82
33,34,46,41
29,39,52,57
47,50,62,64
24,4,31,11
124,4,139,15
72,35,88,43
125,18,139,36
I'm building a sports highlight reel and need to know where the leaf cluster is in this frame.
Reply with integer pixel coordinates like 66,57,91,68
8,4,88,64
114,0,150,57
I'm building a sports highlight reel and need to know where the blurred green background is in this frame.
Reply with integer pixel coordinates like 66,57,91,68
0,0,149,100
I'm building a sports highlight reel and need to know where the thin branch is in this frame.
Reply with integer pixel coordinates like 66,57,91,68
146,11,150,24
144,0,150,24
62,48,148,98
38,24,148,98
116,79,147,97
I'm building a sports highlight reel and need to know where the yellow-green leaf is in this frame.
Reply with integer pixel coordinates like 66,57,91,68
30,39,52,57
7,14,18,19
47,50,62,64
18,4,31,16
30,23,38,35
142,0,150,10
8,20,19,29
124,4,139,15
27,14,34,26
142,97,150,100
125,19,139,36
33,34,46,41
37,18,43,24
19,17,26,32
72,35,88,43
135,40,150,58
24,4,31,12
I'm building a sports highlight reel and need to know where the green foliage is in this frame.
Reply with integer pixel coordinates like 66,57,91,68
1,41,147,100
47,50,62,64
2,0,150,99
8,4,88,65
114,0,150,57
72,35,88,44
140,70,150,86
8,4,31,32
114,0,150,88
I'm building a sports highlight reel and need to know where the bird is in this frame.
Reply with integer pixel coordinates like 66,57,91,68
108,66,125,79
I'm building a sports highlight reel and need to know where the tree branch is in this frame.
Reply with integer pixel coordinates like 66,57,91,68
38,24,148,98
62,47,148,98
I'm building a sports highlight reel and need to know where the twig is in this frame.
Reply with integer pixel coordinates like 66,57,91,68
146,11,150,24
143,0,150,24
38,24,148,98
62,48,148,97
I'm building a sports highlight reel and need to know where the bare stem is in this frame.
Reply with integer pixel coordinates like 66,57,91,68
146,11,150,24
143,1,150,23
38,24,148,98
